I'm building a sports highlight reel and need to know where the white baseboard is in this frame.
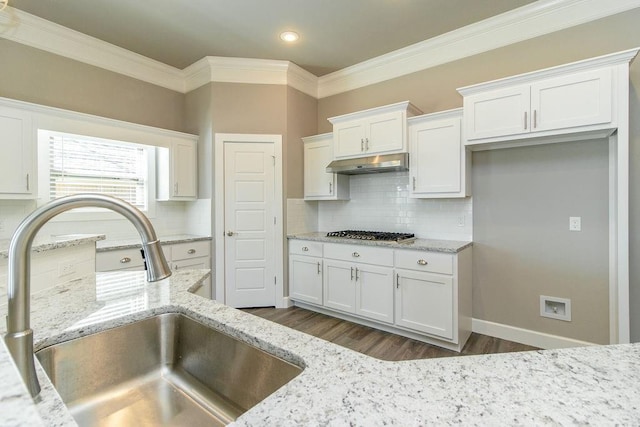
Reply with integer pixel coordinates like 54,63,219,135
472,318,596,350
278,297,294,309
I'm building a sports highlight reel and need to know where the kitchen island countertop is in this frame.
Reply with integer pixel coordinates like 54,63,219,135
1,269,639,426
288,231,472,253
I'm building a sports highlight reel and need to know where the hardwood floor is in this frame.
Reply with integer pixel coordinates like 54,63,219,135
242,306,539,361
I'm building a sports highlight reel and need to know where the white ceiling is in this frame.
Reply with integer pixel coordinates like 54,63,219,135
8,0,536,76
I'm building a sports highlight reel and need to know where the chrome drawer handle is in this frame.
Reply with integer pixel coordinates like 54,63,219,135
302,246,309,251
120,257,131,264
417,259,428,266
187,249,196,254
352,252,360,258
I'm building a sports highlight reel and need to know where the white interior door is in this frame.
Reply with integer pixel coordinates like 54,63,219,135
224,142,276,308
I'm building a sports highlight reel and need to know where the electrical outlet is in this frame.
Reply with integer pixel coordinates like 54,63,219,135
457,215,465,227
569,216,581,231
58,262,76,277
540,295,571,321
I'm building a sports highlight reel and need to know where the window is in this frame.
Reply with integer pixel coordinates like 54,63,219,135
38,130,155,216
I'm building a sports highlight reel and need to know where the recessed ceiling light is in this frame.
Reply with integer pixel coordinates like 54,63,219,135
280,31,299,43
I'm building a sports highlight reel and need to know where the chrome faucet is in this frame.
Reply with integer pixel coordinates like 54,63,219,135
3,194,172,397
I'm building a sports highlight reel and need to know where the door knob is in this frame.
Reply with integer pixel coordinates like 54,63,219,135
226,231,234,236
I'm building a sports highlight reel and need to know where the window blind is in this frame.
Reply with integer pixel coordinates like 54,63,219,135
48,134,147,209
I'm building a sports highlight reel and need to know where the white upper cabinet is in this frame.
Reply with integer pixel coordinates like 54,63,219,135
408,109,469,199
458,51,633,149
157,138,198,201
328,101,421,159
0,105,35,198
303,133,349,200
462,85,531,141
530,69,612,132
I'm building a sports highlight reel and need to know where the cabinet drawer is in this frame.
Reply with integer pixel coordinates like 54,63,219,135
324,243,393,267
394,250,453,275
171,240,210,261
289,240,323,257
96,248,146,271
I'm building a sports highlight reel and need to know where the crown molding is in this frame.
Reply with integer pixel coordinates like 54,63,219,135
0,6,185,92
2,0,639,99
316,0,640,98
183,56,318,98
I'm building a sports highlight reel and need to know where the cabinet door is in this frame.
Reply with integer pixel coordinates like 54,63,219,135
410,116,463,197
173,140,197,198
395,269,453,340
289,254,323,305
0,106,34,196
333,121,365,158
323,259,356,313
365,110,405,154
355,264,394,324
531,68,612,132
304,139,334,198
464,85,530,141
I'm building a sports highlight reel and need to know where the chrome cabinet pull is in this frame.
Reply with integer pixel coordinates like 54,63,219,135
417,259,428,266
329,182,333,194
317,262,321,274
355,268,359,281
187,249,196,254
533,109,537,128
352,252,360,258
365,138,369,151
350,266,354,280
174,182,179,195
226,231,234,236
26,174,30,191
524,111,527,130
302,246,309,251
360,138,364,151
120,257,131,264
412,176,416,191
396,273,400,289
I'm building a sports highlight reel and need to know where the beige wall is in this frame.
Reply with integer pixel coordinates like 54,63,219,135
185,84,214,199
286,87,318,199
317,9,640,343
0,39,185,131
473,140,609,344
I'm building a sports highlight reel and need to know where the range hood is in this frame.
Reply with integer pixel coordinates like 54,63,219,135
326,153,409,175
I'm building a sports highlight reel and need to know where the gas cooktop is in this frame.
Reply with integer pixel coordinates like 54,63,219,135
326,230,416,243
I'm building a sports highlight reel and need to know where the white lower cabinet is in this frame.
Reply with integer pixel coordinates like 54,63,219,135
355,264,394,324
395,269,453,339
323,259,356,312
289,239,472,351
96,239,212,298
289,254,323,305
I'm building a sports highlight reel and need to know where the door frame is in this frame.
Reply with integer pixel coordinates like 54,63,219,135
214,133,285,307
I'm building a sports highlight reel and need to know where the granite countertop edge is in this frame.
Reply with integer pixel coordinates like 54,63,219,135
1,270,639,426
96,234,212,252
288,232,472,253
0,234,106,259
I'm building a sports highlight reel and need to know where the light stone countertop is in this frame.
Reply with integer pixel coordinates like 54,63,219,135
96,233,211,252
1,269,639,426
288,231,472,253
0,234,106,259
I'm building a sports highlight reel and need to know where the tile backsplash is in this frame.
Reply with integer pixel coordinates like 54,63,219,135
316,171,472,241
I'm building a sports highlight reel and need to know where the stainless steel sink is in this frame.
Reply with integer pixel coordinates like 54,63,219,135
36,313,303,426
